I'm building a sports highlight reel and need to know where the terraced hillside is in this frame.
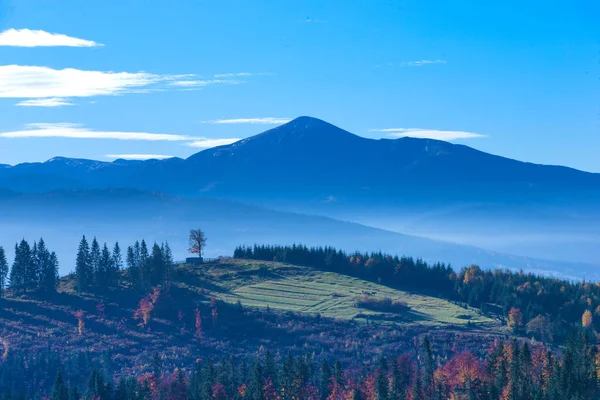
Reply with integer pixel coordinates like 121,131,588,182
188,259,494,327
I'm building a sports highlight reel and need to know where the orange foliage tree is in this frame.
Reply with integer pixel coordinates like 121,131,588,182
507,308,524,333
582,310,593,329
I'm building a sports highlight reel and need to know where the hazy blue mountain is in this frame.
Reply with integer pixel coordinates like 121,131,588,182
2,116,599,199
1,116,598,268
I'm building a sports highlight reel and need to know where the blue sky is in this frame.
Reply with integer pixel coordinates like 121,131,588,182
1,0,599,171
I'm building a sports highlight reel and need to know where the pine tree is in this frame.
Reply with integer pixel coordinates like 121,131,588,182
37,238,59,293
422,336,435,396
86,368,108,400
140,240,150,290
375,357,389,400
75,236,92,292
0,246,8,298
264,350,278,389
150,242,164,286
50,371,69,400
9,240,32,293
320,359,332,400
126,244,140,289
90,237,101,289
163,241,173,287
96,243,112,292
112,242,123,287
248,361,264,400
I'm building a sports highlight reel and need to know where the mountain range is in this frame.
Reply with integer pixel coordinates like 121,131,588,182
1,116,598,276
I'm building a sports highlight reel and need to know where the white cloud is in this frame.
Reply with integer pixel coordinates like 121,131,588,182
0,123,242,151
169,79,243,87
0,28,102,47
371,128,485,141
0,123,191,141
0,65,237,101
203,118,291,125
15,97,74,107
399,60,446,67
187,138,241,148
105,154,175,160
213,72,271,78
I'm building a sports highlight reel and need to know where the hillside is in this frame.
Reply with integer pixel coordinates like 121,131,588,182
0,259,502,373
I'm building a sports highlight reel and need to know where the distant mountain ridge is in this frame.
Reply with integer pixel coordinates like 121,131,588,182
1,116,598,200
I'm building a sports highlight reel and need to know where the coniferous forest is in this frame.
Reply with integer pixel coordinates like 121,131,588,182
0,239,600,398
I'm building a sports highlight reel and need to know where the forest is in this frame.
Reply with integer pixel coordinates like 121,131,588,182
0,239,600,398
0,332,597,400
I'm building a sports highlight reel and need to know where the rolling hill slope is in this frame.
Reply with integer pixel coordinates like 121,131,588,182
0,258,502,374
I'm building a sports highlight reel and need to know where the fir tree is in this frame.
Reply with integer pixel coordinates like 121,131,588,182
75,236,92,292
112,242,123,286
163,241,173,287
37,238,59,293
90,237,101,289
96,243,113,292
375,357,389,400
0,246,8,298
9,239,32,293
422,336,435,395
50,371,69,400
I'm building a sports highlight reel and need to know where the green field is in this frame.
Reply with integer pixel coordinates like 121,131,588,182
181,259,494,327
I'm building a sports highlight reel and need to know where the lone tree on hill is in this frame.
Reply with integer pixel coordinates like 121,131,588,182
188,229,207,258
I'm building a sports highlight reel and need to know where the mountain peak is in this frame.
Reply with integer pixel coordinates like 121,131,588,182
247,116,361,145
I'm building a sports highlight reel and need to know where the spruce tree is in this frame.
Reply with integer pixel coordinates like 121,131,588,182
50,371,69,400
37,238,59,293
111,242,123,287
9,240,31,293
75,236,92,292
90,237,101,289
150,242,164,286
375,357,389,400
163,242,173,287
0,246,8,298
127,243,141,290
139,240,150,289
96,243,112,292
422,336,435,395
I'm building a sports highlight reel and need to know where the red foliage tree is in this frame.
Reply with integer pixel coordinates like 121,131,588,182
435,352,486,398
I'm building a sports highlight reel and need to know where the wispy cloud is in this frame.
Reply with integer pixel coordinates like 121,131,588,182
187,138,241,148
15,97,74,107
105,154,175,160
0,65,239,103
399,60,446,67
0,123,191,141
203,118,291,125
0,123,242,151
169,79,243,88
213,72,271,78
371,128,485,141
0,28,102,47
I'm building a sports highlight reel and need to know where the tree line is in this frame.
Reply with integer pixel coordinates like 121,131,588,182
234,244,600,343
0,238,59,296
1,332,597,399
75,236,174,293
